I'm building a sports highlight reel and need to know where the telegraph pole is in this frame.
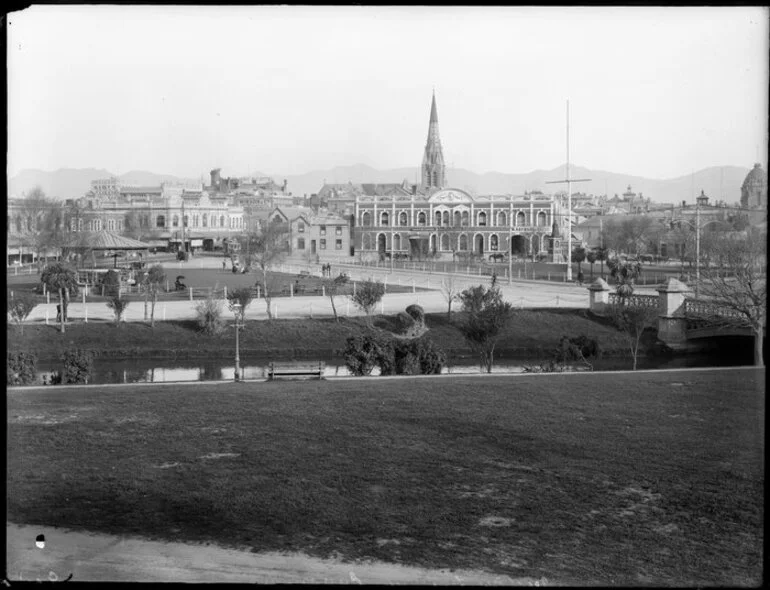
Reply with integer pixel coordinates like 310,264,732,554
546,100,591,281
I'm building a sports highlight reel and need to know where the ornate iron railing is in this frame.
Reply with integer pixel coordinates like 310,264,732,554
608,293,658,308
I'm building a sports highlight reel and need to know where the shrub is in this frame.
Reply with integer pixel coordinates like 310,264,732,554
415,337,447,375
343,333,389,376
405,304,425,324
349,279,386,320
394,311,415,334
7,352,38,385
554,335,601,364
102,270,121,297
195,295,226,335
61,350,94,384
106,295,130,324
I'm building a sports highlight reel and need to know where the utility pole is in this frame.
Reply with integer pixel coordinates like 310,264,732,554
546,100,590,281
695,199,701,300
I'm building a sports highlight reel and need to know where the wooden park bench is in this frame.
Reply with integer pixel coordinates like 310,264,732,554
268,361,325,380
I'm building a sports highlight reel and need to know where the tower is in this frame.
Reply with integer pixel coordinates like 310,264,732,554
421,91,446,190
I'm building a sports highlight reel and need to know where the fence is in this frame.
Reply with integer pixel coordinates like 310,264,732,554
607,293,659,308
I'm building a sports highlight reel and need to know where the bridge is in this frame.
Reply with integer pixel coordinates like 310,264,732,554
589,278,765,351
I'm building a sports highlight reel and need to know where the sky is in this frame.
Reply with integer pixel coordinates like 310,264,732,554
7,5,769,180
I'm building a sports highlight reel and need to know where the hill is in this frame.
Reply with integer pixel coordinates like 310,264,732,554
9,164,752,205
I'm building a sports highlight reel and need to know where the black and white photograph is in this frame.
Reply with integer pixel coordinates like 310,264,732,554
6,5,766,585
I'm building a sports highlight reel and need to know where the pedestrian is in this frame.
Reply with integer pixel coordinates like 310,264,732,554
327,264,332,277
56,304,62,322
577,270,584,286
222,259,226,271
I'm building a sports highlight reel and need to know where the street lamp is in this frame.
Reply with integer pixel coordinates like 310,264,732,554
231,302,243,381
677,209,729,299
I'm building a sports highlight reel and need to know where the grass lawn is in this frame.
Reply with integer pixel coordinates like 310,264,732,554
7,310,632,361
7,368,764,585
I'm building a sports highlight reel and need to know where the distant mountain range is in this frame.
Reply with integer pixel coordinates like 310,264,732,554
8,163,752,205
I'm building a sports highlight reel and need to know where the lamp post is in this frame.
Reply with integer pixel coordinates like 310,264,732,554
231,302,242,381
678,209,728,300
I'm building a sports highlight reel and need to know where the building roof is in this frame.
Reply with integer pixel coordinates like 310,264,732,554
119,186,162,194
742,163,767,189
430,91,438,124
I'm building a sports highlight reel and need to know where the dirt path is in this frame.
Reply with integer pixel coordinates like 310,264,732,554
6,523,547,585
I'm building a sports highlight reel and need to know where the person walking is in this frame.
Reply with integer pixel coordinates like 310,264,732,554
222,259,226,272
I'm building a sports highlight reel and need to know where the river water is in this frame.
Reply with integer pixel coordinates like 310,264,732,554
34,352,749,385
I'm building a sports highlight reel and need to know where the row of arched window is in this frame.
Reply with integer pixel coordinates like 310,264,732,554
361,210,549,228
361,232,545,252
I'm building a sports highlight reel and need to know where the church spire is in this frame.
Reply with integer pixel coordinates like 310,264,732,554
422,91,446,190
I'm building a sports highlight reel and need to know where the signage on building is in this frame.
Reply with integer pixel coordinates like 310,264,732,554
191,239,203,247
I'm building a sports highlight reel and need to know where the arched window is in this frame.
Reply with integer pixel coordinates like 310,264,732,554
26,217,32,232
478,212,487,226
78,219,83,232
15,216,22,233
516,211,526,226
498,212,507,226
442,211,450,226
156,215,165,228
381,212,389,226
172,215,179,227
537,211,547,226
93,219,102,231
183,215,189,227
440,233,449,251
490,235,499,251
417,212,426,226
461,211,469,226
394,234,401,250
399,212,408,226
202,214,208,227
430,234,437,252
362,212,371,226
108,219,115,230
220,215,225,227
297,238,305,250
459,234,468,251
435,211,442,226
454,211,461,227
193,215,199,228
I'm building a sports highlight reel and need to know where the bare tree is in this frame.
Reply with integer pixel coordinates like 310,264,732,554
349,278,385,324
242,221,290,320
322,273,350,322
697,229,766,366
439,275,462,320
608,303,659,371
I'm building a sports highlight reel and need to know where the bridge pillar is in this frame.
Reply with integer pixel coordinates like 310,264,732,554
587,278,612,316
656,278,692,350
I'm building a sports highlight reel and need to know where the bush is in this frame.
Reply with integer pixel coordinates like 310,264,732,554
394,311,415,334
106,295,130,324
7,352,38,385
405,304,425,324
554,335,601,364
61,350,94,384
102,270,121,297
195,295,226,335
415,337,447,375
343,333,389,376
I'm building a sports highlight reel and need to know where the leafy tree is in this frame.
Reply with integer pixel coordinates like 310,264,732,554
594,246,609,278
102,270,121,297
586,250,597,280
322,273,350,322
19,187,64,266
607,257,643,297
106,294,129,325
227,287,254,323
343,332,389,376
40,262,79,334
61,350,94,384
609,303,659,371
349,279,385,323
697,228,767,366
8,292,37,335
456,283,515,373
241,221,290,320
439,275,462,320
572,246,587,279
7,352,38,385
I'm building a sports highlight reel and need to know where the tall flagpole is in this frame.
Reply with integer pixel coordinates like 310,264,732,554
546,100,590,282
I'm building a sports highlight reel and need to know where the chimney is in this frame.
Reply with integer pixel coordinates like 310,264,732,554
412,184,418,195
283,179,288,192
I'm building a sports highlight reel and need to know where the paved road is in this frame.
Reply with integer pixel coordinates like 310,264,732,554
19,255,658,324
6,523,543,585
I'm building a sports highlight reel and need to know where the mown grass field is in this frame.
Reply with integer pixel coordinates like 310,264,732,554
7,309,632,361
7,368,764,585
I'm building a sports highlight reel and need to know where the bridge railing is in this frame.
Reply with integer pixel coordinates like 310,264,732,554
607,293,658,308
684,298,746,330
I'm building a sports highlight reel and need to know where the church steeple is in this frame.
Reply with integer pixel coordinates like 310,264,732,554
422,91,446,190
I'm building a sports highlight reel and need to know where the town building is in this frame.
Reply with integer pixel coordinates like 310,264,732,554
352,94,570,261
741,163,767,209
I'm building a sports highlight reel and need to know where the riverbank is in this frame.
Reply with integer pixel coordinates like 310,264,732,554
7,368,764,585
7,308,633,362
